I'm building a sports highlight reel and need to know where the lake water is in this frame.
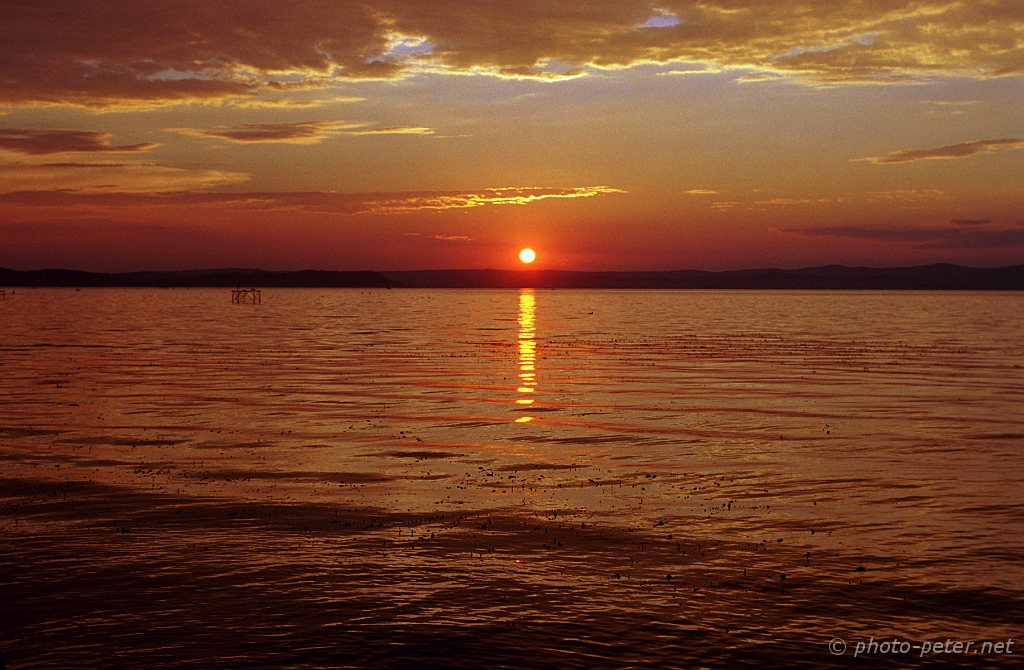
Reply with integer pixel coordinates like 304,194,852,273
1,288,1022,668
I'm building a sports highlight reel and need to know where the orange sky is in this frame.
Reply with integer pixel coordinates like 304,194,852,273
1,1,1022,271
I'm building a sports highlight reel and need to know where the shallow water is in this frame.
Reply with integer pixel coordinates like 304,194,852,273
1,288,1022,668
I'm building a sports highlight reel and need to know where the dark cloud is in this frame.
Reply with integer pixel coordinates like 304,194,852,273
785,225,1024,249
950,219,991,226
1,1,1022,106
0,128,157,154
858,138,1024,164
0,1,394,107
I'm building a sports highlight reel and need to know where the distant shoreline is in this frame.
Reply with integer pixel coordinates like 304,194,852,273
1,264,1023,290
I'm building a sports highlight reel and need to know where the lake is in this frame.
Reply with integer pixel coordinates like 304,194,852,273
1,288,1022,668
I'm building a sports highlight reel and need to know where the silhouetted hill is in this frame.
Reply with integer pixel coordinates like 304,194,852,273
1,264,1022,289
381,264,1024,290
0,268,402,288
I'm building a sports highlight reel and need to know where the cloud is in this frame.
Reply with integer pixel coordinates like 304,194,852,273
920,100,979,115
2,1,1023,106
167,120,435,143
858,139,1024,164
403,233,472,241
0,161,249,193
867,189,947,201
355,186,625,215
657,66,720,77
0,127,252,193
0,128,157,155
167,121,364,144
685,189,718,195
784,225,1024,249
950,219,991,226
0,185,624,215
229,96,367,109
345,126,435,135
920,100,979,106
754,198,814,205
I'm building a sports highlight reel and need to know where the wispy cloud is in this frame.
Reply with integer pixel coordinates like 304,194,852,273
920,100,979,106
920,100,978,116
858,139,1024,164
0,161,248,193
403,233,472,241
0,185,625,215
228,96,367,109
867,189,947,202
658,66,719,77
685,189,718,195
0,128,157,155
754,198,814,206
167,121,328,144
345,126,434,136
784,225,1024,249
167,120,434,143
352,186,625,215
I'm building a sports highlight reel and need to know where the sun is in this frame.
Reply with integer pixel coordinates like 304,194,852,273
519,248,536,264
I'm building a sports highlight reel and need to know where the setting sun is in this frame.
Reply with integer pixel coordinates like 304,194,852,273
519,248,536,264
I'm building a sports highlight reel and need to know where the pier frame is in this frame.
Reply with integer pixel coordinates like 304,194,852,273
231,288,261,304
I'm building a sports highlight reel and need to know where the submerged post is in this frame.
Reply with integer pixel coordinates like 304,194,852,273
231,288,261,304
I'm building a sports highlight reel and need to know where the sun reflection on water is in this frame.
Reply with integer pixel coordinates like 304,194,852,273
514,289,536,422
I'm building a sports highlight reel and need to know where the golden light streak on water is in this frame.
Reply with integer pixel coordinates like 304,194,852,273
515,289,537,422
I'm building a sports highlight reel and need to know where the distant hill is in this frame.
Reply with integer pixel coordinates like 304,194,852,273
0,268,402,288
1,264,1022,290
380,264,1024,290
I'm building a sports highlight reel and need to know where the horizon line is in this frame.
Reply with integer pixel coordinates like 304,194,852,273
5,262,1024,275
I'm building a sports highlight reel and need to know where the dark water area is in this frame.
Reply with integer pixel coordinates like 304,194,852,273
1,288,1022,668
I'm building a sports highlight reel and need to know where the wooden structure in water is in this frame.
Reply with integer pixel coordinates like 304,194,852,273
231,288,261,304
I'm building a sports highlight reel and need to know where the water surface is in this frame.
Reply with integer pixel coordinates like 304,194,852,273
1,288,1022,668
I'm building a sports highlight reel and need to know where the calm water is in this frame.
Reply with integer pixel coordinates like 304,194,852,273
1,288,1022,668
